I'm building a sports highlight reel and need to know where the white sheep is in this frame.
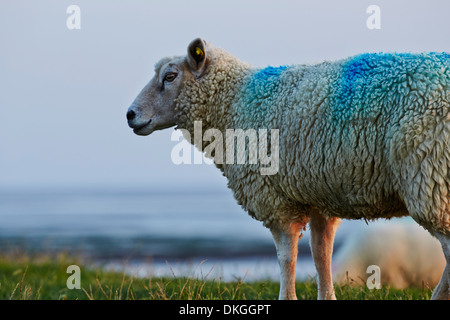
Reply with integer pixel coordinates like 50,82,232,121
126,38,450,300
334,220,446,289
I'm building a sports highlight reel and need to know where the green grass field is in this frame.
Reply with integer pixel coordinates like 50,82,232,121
0,253,433,300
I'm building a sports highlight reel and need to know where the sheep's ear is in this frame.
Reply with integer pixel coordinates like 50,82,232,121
187,38,207,73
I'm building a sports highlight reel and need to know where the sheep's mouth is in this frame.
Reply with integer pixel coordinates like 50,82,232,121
133,119,153,136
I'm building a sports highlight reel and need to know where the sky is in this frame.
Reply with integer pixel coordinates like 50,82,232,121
1,0,450,191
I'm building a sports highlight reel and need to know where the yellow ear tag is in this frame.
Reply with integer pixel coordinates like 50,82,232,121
195,47,204,56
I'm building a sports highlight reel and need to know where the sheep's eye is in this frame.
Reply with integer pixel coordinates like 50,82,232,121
164,72,177,83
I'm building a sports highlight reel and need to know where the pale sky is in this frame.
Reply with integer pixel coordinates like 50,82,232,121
1,0,449,191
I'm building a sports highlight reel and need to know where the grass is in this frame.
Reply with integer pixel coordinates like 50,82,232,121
0,253,433,300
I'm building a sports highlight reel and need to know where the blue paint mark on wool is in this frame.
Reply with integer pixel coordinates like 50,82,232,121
237,65,289,126
335,53,388,118
254,65,288,80
249,65,288,97
333,52,450,120
429,52,450,64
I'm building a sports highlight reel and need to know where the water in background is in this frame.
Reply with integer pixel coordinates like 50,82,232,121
0,188,365,281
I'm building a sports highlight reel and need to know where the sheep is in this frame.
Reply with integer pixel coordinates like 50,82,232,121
334,220,446,289
126,38,450,300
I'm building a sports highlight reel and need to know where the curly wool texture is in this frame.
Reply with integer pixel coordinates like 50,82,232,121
175,45,450,235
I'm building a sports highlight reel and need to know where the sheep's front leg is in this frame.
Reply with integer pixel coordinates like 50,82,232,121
309,210,341,300
270,222,304,300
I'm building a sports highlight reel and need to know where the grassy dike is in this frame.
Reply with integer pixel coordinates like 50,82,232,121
0,253,433,300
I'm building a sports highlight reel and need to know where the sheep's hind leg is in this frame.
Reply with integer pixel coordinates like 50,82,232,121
309,210,341,300
431,233,450,300
270,222,305,300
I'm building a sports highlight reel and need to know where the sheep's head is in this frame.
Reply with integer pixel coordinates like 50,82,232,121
127,38,208,136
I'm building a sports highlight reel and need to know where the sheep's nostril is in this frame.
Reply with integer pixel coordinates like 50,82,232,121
127,110,136,121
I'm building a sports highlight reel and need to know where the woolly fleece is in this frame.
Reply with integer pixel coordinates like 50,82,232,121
174,45,450,236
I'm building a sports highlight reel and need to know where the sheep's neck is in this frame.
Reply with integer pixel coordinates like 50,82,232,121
175,59,252,142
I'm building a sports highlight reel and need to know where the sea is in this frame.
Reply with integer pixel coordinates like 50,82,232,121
0,187,367,281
